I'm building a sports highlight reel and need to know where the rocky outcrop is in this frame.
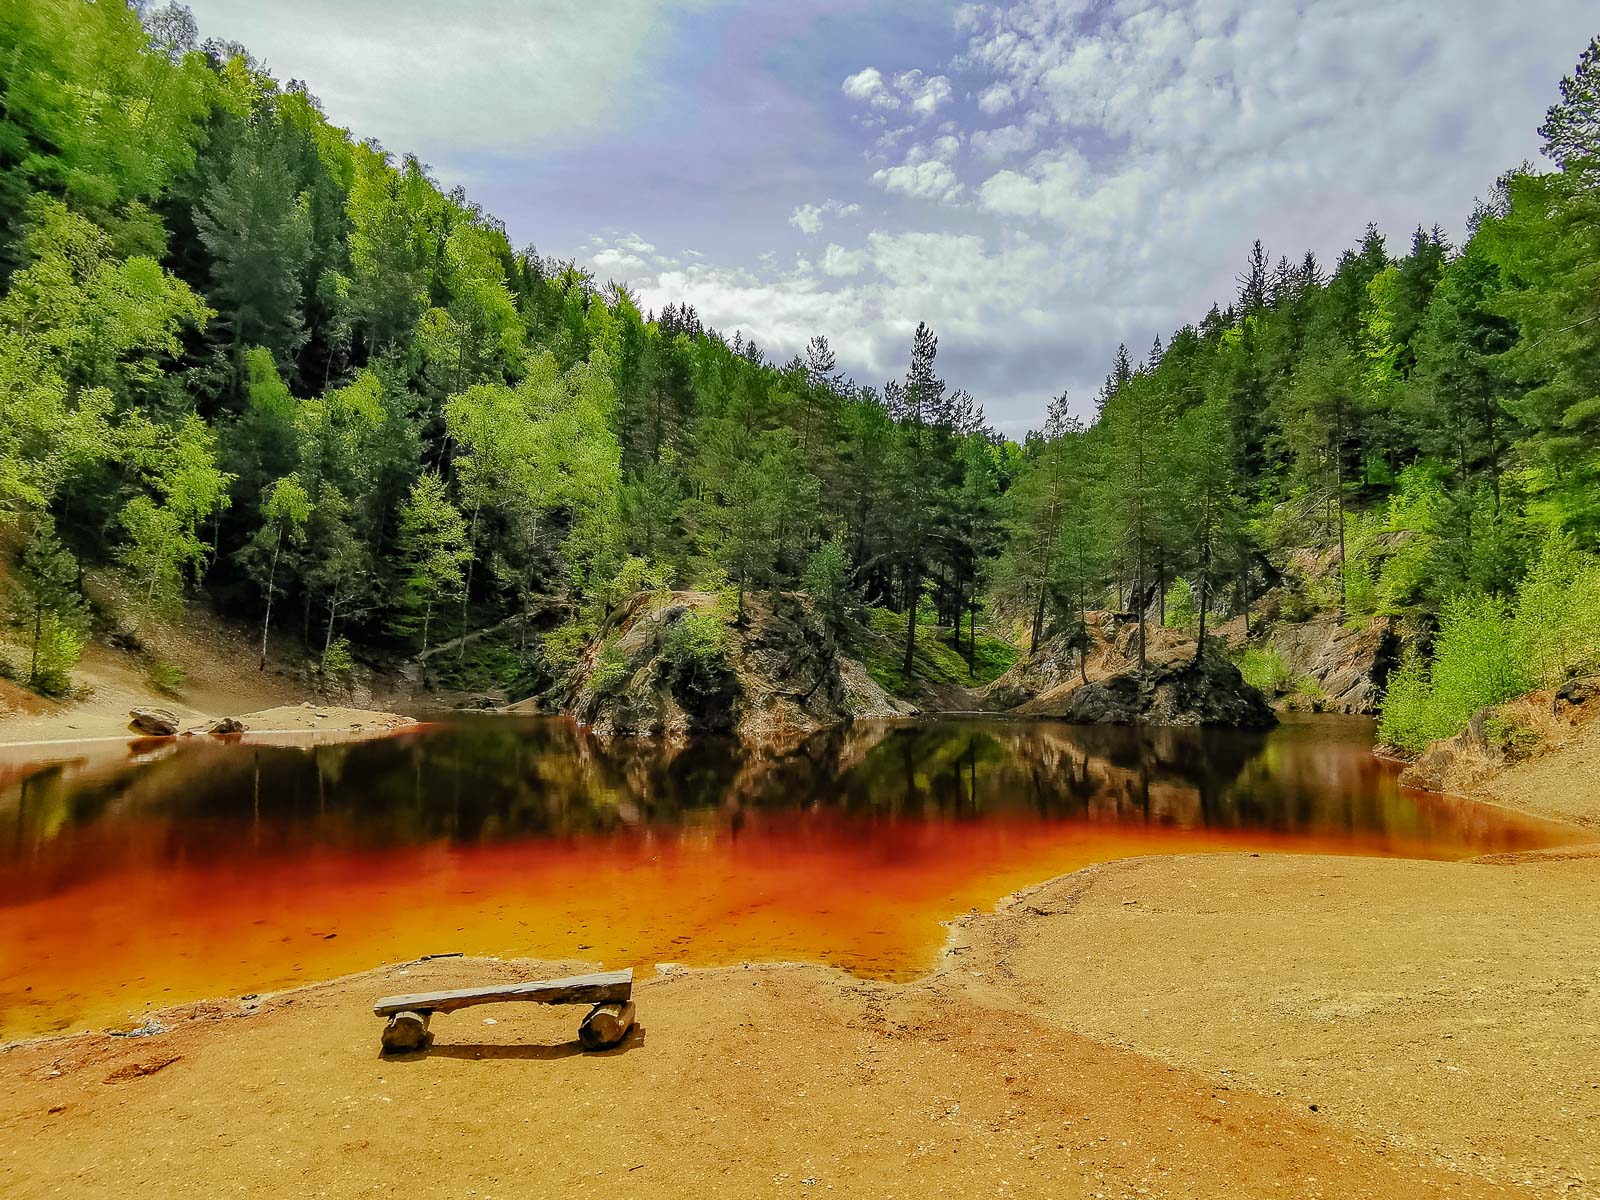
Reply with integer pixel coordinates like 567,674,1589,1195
1053,654,1278,728
1267,614,1401,714
558,591,912,749
978,612,1275,728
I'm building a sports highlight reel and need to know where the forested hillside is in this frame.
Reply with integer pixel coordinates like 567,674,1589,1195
2,3,1598,749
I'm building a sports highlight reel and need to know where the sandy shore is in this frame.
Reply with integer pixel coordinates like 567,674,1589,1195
3,715,1597,1197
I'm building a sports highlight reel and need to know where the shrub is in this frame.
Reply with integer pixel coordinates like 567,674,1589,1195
661,609,738,722
1163,577,1197,634
1377,646,1440,751
146,658,186,695
1514,531,1600,688
543,617,597,674
803,535,858,640
1485,712,1541,758
1377,534,1600,753
1378,595,1529,751
1343,560,1378,622
320,637,354,677
608,556,671,606
589,635,628,696
31,617,85,698
1236,645,1292,696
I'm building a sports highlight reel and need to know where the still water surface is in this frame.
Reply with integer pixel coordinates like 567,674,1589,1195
0,714,1578,1039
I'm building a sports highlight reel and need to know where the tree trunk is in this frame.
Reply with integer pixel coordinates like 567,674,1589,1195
459,506,479,662
1335,435,1347,617
29,601,41,683
902,563,919,677
259,531,281,671
1135,542,1147,672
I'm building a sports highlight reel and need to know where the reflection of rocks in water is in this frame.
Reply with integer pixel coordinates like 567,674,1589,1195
4,713,1513,899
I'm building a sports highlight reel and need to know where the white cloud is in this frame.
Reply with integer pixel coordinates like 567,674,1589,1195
587,0,1596,430
819,243,869,277
790,199,862,236
970,123,1037,160
893,69,953,119
841,65,953,121
872,157,963,203
791,203,826,234
977,83,1014,115
182,0,720,156
841,66,897,109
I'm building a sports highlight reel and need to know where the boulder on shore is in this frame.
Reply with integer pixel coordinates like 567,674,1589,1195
128,707,181,736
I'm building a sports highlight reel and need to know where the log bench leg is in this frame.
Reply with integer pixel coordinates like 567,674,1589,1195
578,1001,636,1050
381,1010,431,1053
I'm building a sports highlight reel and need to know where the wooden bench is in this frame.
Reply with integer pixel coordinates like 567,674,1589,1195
374,968,635,1053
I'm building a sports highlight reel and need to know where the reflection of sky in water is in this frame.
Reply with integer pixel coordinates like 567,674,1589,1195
0,715,1580,1039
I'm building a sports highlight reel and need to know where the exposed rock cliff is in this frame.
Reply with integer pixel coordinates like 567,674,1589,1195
1266,614,1401,715
979,611,1276,728
555,591,912,748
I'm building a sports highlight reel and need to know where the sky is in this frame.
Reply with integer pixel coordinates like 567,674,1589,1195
181,0,1596,437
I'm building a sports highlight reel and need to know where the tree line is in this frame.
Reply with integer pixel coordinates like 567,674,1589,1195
0,1,1018,696
0,4,1597,725
997,34,1600,709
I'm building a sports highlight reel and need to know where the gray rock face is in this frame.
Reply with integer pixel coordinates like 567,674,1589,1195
128,707,181,736
560,591,911,749
1268,615,1402,714
1058,655,1278,729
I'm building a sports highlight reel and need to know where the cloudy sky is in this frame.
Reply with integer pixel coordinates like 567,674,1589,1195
183,0,1594,436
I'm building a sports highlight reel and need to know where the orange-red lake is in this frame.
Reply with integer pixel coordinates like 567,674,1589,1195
0,714,1579,1040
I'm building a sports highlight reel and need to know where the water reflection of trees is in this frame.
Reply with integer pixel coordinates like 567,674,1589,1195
1,714,1433,866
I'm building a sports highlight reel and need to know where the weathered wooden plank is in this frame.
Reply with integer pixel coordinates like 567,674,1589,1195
373,968,632,1017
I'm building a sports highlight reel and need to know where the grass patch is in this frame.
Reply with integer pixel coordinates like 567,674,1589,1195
428,629,543,698
855,607,1018,697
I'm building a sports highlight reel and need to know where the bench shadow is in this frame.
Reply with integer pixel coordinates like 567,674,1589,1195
383,1024,646,1062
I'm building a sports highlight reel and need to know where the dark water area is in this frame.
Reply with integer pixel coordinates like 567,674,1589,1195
0,714,1577,1039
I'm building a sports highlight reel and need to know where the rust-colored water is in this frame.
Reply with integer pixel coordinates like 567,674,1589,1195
0,715,1578,1040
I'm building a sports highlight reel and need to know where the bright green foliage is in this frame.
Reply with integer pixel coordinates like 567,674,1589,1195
146,658,186,694
8,515,87,694
1513,531,1600,687
660,609,737,720
1235,646,1293,697
1164,578,1198,634
0,0,211,269
588,635,629,696
1378,535,1600,749
390,473,471,653
417,223,523,396
803,535,858,642
116,414,233,616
